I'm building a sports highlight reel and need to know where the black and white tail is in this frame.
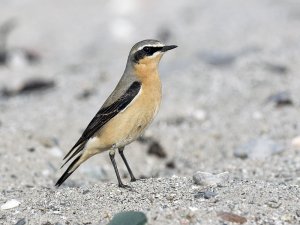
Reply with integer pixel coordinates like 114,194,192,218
55,154,82,187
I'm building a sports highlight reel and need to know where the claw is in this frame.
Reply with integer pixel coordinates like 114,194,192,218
118,183,132,189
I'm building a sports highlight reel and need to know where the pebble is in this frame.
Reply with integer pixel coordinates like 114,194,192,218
147,141,167,158
38,137,59,148
1,199,20,210
15,218,26,225
194,191,217,199
296,210,300,217
266,200,281,208
1,79,55,97
264,62,288,74
191,109,207,121
192,171,229,186
107,211,147,225
217,211,247,224
266,91,293,107
234,138,284,160
291,136,300,149
281,214,294,222
49,147,63,158
165,160,176,169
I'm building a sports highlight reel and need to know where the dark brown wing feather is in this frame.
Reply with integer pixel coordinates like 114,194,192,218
62,81,141,163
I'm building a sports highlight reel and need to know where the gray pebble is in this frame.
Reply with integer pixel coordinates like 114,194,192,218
266,200,282,208
15,218,26,225
234,138,284,160
266,91,293,107
194,191,217,199
264,62,288,74
147,141,167,158
1,78,55,97
107,211,147,225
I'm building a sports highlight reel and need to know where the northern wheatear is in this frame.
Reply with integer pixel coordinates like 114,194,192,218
56,40,177,187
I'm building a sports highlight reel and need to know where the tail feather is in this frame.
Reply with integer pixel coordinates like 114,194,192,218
55,154,82,187
60,143,85,169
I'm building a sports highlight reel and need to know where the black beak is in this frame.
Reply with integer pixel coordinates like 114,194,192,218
161,45,178,52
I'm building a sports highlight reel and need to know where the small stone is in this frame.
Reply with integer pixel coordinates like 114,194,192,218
266,91,293,107
264,62,288,74
107,211,147,225
296,210,300,217
266,200,281,208
77,89,95,100
194,191,217,199
234,138,284,160
49,147,63,158
281,214,294,222
188,207,198,212
147,141,167,158
291,136,300,149
166,193,176,201
1,79,55,97
42,222,53,225
82,189,90,194
166,161,176,169
15,218,26,225
39,137,59,148
27,147,35,152
193,171,229,186
192,109,207,121
1,199,20,210
217,211,247,224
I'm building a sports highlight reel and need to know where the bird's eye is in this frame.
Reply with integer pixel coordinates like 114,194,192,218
143,47,151,53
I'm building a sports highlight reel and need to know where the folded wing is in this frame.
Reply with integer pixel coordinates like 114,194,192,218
62,81,142,166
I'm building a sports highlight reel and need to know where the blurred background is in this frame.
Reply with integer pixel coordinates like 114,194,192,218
0,0,300,189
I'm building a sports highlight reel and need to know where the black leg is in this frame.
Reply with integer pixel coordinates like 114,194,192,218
109,150,130,188
118,147,137,182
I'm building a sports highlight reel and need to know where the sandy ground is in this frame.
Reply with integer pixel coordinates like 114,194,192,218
0,0,300,224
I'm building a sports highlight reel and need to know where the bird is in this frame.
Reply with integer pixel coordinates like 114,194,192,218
55,39,177,188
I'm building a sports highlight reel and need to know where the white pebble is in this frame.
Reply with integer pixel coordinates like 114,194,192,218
291,136,300,148
50,147,63,157
189,207,199,212
1,199,20,210
193,109,207,121
193,171,229,186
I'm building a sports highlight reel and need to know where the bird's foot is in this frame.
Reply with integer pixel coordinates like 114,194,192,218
118,183,132,189
130,177,138,182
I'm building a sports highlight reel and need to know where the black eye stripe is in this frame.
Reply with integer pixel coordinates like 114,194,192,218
133,46,163,63
143,46,163,55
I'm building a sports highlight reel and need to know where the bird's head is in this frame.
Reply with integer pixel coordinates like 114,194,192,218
128,39,177,68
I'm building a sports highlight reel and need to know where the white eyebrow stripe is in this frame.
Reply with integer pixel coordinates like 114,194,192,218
137,44,164,51
147,51,163,58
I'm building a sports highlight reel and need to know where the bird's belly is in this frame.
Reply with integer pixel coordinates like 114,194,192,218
97,92,161,149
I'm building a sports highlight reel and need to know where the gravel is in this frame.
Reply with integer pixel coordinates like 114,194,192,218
1,0,300,224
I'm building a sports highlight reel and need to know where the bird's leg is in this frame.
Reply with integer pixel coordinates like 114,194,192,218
118,147,137,182
109,149,130,188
